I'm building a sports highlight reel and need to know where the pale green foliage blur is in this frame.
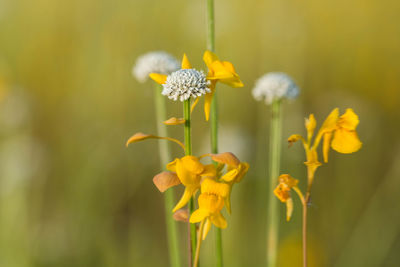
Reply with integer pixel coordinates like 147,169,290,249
0,0,399,266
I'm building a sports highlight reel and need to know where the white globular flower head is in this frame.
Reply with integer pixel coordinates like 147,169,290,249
162,69,211,102
132,51,180,83
252,72,299,105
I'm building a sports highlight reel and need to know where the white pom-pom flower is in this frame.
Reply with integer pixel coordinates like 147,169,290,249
132,51,180,83
252,72,299,105
162,69,211,102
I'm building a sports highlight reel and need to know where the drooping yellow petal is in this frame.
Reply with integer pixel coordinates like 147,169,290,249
126,132,185,151
274,184,290,203
331,128,362,154
181,53,192,69
163,117,185,125
173,186,197,212
210,213,227,229
313,108,339,148
286,198,294,221
288,134,305,147
305,114,317,141
338,108,359,130
166,158,178,172
208,61,235,80
149,73,167,84
191,97,200,114
210,152,240,167
189,209,209,223
202,219,212,240
204,91,214,121
153,171,181,192
220,76,244,88
322,132,333,163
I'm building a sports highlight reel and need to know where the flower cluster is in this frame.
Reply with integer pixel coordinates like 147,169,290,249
252,72,299,105
275,108,362,220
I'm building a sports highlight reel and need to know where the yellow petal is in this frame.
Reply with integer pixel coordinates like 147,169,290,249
305,114,316,141
201,164,217,178
166,158,178,172
210,213,227,229
176,158,201,186
278,174,299,188
322,132,333,163
203,82,216,121
274,184,290,203
202,219,212,240
234,162,249,183
221,168,239,182
338,108,359,130
189,209,209,223
126,132,186,151
201,178,229,198
181,53,192,69
208,61,235,80
210,152,240,167
288,134,305,147
331,128,362,154
286,198,294,221
313,108,339,149
153,171,181,192
149,73,167,84
191,97,200,114
173,186,197,212
220,76,244,88
180,156,204,175
163,117,185,125
203,50,219,68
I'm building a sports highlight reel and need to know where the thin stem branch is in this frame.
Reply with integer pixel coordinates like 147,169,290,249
302,191,311,267
266,100,282,267
184,99,197,265
154,84,181,267
193,220,206,267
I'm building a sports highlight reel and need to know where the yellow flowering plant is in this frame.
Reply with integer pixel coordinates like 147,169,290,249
127,52,248,267
275,108,362,267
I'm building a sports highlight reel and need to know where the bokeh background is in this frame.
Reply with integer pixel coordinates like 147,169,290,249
0,0,399,266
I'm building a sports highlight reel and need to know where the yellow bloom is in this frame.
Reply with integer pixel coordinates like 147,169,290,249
210,152,249,213
189,178,229,239
274,174,299,221
203,50,244,120
167,156,216,212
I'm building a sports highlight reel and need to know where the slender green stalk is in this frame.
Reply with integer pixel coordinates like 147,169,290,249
184,99,197,265
193,220,206,267
154,84,181,267
206,0,223,266
266,100,282,267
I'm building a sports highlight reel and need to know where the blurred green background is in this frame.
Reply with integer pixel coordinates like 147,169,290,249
0,0,399,266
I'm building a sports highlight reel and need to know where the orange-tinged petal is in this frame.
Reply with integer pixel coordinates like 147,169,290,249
274,184,290,203
163,117,185,125
181,53,192,69
173,209,189,222
173,186,197,212
322,132,333,163
153,171,181,192
126,132,186,151
338,108,359,130
149,73,167,84
331,128,362,153
210,213,227,229
210,152,240,167
189,209,209,223
288,134,305,146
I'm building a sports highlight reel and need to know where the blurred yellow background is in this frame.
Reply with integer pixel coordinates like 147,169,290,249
0,0,399,266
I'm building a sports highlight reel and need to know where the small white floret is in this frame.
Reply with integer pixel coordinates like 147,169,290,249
162,69,211,102
252,72,299,105
132,51,180,83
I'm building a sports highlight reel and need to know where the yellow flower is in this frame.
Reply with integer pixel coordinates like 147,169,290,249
167,156,216,212
273,174,300,221
203,50,244,121
189,178,229,239
209,152,249,213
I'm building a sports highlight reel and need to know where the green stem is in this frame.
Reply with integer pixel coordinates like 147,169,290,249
154,85,181,267
266,100,282,267
184,99,197,264
206,0,223,266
